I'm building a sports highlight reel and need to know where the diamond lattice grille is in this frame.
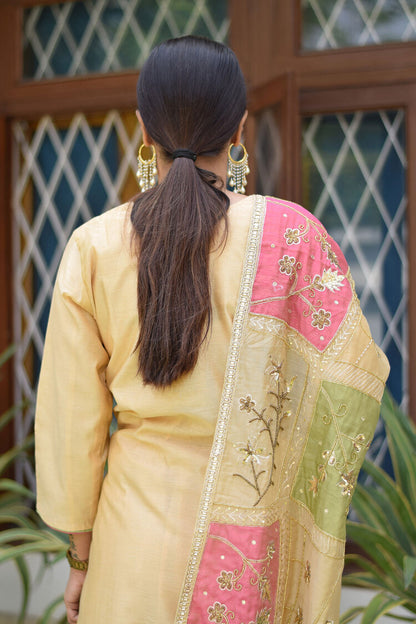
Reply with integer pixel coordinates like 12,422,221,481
302,110,407,469
23,0,229,80
12,111,142,485
302,0,416,50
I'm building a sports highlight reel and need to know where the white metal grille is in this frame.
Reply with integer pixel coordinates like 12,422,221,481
23,0,229,80
302,0,416,50
302,109,407,469
12,111,142,485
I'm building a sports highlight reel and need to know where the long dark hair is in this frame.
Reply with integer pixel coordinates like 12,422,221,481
131,36,247,387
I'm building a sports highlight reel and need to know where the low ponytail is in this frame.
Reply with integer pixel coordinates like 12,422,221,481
131,159,229,387
131,36,247,387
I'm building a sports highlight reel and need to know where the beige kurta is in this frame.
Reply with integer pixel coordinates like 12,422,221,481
35,196,254,623
36,194,389,624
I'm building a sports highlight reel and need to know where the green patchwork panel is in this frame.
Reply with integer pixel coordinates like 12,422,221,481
292,380,381,539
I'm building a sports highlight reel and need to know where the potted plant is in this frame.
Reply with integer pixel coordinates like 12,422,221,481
341,392,416,623
0,346,67,623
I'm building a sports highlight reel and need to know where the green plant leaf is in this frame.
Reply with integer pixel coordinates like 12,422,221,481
0,433,34,476
37,594,65,624
344,554,402,594
0,511,35,529
360,458,416,547
0,478,35,499
358,483,414,555
14,556,30,624
404,556,416,590
340,606,364,623
361,593,407,624
347,521,405,572
0,540,67,563
381,392,416,511
0,344,16,368
351,483,412,551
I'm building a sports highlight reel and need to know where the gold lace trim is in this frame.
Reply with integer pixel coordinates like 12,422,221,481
174,195,266,624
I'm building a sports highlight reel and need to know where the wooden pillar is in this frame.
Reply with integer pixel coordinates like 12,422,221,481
0,3,17,453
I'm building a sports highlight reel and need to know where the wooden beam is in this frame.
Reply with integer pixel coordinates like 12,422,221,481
0,115,14,455
1,71,139,118
300,84,416,115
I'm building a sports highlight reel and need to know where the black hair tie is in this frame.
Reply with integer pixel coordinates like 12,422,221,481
172,149,197,161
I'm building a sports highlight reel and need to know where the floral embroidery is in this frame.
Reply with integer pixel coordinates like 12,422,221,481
278,255,297,276
311,308,331,330
240,395,256,412
283,218,339,268
248,607,271,624
308,387,368,499
308,475,319,497
317,231,339,267
319,268,344,292
234,360,295,505
238,439,270,464
337,470,356,496
304,561,311,584
253,248,344,333
284,227,302,245
294,606,304,624
207,602,234,623
217,570,234,590
211,534,276,601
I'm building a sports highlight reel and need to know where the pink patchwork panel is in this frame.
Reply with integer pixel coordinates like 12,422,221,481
250,197,353,351
188,521,279,624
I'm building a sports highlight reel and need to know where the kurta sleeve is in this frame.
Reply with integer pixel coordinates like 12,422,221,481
35,231,113,532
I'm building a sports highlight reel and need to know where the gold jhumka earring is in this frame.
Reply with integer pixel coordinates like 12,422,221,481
136,144,157,192
227,143,249,194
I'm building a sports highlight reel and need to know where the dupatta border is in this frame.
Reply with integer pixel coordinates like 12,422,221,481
174,195,266,624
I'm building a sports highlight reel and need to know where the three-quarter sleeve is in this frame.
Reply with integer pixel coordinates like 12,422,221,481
35,232,113,532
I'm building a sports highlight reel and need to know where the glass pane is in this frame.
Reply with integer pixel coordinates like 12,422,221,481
302,109,407,471
12,111,142,484
255,107,283,197
302,0,416,51
23,0,229,81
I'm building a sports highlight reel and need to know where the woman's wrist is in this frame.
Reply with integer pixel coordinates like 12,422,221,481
67,531,92,568
66,548,89,570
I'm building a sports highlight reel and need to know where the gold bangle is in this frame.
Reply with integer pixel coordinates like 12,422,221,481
66,548,88,571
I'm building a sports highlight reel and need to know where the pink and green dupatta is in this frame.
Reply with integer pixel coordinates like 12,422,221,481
175,195,389,624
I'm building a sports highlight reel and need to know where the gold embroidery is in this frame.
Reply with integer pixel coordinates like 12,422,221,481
248,283,361,368
279,254,299,275
175,196,266,624
283,217,340,268
233,360,295,505
308,387,368,499
304,561,311,584
294,606,303,624
252,255,345,332
337,470,356,496
210,534,276,601
320,268,344,292
217,570,236,591
248,607,271,624
311,308,331,330
284,227,302,245
207,602,234,623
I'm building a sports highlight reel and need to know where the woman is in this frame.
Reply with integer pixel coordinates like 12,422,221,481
35,36,389,624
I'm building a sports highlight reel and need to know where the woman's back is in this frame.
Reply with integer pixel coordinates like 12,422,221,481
36,194,254,622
